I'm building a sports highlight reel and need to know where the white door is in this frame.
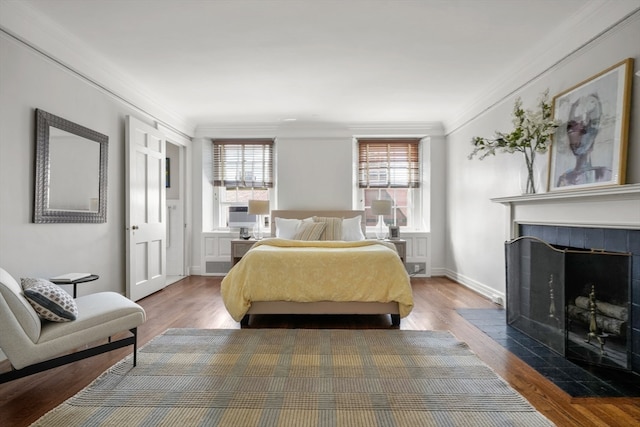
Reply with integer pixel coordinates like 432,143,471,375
125,116,166,301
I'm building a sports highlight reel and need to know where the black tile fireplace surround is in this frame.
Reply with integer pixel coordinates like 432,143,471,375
458,308,640,397
515,224,640,375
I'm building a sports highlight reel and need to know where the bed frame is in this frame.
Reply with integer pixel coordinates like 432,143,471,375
242,209,401,327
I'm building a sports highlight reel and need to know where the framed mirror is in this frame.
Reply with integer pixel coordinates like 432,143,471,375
34,109,108,223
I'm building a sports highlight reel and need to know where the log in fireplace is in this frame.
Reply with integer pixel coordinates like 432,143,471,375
506,235,632,371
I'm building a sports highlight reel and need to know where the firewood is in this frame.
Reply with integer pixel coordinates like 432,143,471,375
567,305,627,337
574,296,628,321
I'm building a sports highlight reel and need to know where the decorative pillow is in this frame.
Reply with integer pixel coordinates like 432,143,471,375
313,216,342,240
342,215,365,241
293,222,327,241
275,217,314,239
275,217,302,239
21,277,48,290
21,278,78,322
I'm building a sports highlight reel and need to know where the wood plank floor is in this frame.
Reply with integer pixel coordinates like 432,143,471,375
1,276,639,426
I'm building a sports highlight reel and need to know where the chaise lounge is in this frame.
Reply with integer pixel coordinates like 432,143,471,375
0,267,146,383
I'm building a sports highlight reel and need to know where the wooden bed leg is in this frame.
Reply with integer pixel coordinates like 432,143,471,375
240,315,250,328
391,314,400,327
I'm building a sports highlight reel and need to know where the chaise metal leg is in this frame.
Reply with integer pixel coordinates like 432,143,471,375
132,328,138,367
0,327,139,384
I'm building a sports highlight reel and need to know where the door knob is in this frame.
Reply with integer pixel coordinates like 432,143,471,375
132,225,139,230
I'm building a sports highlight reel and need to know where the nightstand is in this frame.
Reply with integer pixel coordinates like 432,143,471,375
231,239,257,266
386,239,406,266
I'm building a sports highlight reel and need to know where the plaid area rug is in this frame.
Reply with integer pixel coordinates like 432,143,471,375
33,329,555,426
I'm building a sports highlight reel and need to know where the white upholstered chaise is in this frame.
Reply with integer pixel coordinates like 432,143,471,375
0,267,146,383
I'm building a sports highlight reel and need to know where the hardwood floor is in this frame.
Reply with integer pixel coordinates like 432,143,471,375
1,276,639,426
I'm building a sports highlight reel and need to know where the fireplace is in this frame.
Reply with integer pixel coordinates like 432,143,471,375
506,234,632,371
492,184,640,375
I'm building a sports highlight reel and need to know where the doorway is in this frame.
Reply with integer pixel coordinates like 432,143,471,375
166,140,185,285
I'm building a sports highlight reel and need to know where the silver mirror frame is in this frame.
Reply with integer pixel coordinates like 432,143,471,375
34,109,109,223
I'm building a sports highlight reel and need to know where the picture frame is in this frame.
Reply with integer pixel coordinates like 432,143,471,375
548,58,633,192
388,225,400,240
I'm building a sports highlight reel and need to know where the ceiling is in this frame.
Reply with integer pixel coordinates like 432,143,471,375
3,0,637,133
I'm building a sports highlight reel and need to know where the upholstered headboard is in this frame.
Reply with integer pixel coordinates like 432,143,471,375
270,210,366,237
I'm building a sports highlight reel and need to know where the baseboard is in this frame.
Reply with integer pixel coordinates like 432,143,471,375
430,267,447,276
444,269,505,306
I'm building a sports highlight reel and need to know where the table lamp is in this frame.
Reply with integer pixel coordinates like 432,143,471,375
371,199,392,240
248,200,269,240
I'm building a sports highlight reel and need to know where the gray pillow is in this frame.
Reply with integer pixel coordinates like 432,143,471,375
21,278,78,322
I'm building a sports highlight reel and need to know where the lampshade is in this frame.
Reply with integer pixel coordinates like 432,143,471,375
371,199,392,216
248,200,269,215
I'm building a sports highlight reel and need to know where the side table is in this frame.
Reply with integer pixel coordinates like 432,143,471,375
385,239,406,266
231,239,257,267
50,274,99,298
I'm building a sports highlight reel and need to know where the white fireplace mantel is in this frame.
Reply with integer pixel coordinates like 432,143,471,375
492,183,640,240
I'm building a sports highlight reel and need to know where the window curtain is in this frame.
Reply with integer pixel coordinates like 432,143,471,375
358,138,420,188
212,139,274,188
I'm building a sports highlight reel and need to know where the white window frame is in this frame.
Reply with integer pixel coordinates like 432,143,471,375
355,138,423,231
215,187,274,230
211,139,274,230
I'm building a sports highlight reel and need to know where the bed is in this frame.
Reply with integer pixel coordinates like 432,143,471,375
221,210,413,327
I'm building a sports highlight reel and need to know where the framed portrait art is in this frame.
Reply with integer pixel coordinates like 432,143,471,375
548,58,633,192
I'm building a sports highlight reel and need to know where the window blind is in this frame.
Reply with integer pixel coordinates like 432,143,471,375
212,139,274,188
358,138,420,188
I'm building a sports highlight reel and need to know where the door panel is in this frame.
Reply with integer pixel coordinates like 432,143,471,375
126,116,166,301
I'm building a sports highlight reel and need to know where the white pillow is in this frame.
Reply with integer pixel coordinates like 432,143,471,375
275,217,315,239
342,215,365,241
275,217,301,239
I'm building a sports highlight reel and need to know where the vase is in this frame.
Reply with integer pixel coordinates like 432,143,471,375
519,162,544,194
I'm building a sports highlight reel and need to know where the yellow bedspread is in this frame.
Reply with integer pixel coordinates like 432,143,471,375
221,239,413,321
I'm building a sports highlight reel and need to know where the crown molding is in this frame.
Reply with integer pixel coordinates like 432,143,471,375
195,120,444,139
444,0,640,134
348,121,445,136
0,1,196,138
194,123,280,139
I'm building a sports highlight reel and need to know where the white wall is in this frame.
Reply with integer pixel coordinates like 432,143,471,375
276,136,354,209
445,14,640,300
191,122,445,275
423,135,446,275
0,33,180,295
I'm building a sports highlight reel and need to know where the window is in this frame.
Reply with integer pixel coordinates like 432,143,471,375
212,139,273,228
357,138,421,228
213,139,273,188
363,188,410,227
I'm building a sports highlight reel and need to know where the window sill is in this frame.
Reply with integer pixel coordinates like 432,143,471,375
205,228,271,235
365,228,429,234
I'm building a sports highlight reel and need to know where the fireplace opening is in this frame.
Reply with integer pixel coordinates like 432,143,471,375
506,236,631,371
